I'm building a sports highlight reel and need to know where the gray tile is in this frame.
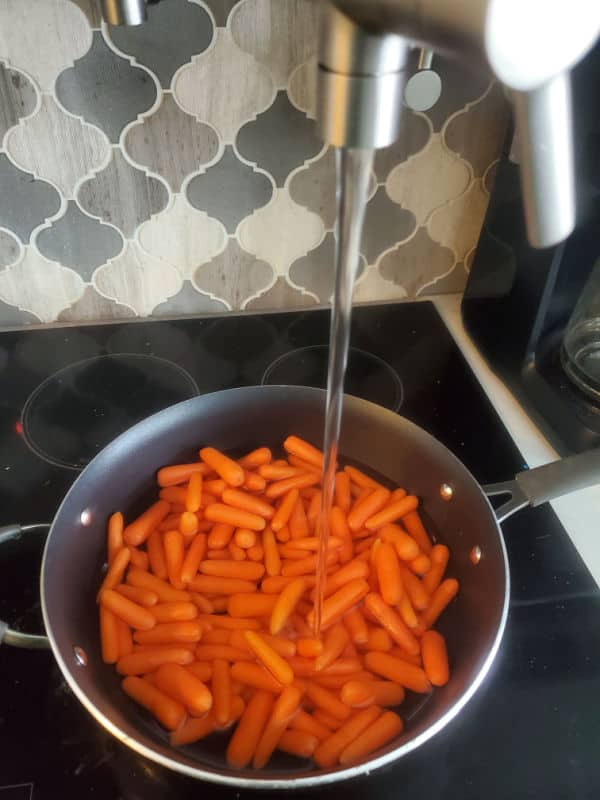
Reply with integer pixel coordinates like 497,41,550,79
58,284,136,321
152,279,227,316
289,232,362,303
193,237,273,309
288,147,336,230
107,0,214,88
77,149,168,237
0,62,37,141
187,146,273,233
419,263,468,296
236,91,322,186
245,276,317,310
56,32,157,144
0,155,61,243
124,94,219,192
424,56,490,132
68,0,103,27
35,201,123,280
361,186,417,265
378,227,455,298
204,0,241,26
0,229,21,269
0,296,39,327
373,109,431,181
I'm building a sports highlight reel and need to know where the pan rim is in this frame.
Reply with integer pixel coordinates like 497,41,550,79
40,384,510,789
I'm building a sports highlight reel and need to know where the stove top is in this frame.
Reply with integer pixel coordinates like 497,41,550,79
0,301,598,799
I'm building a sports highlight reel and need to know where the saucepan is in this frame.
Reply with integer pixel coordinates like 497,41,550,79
1,386,599,789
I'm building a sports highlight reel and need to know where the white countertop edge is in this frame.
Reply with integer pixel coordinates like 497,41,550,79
433,294,599,588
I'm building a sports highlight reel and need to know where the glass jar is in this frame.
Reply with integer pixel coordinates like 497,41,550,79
561,257,600,402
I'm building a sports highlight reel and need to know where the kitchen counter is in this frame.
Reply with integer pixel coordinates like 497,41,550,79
434,293,600,588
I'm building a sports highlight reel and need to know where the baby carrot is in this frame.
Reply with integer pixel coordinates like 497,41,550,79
107,512,124,564
366,627,393,652
243,471,266,493
164,530,185,590
343,465,383,490
306,490,322,531
313,705,381,767
278,729,318,758
228,541,246,561
262,575,316,594
266,472,321,500
244,631,295,685
159,487,187,505
364,495,419,531
151,602,198,623
222,488,274,520
297,637,323,658
247,543,264,561
116,618,133,657
334,472,351,513
315,624,349,671
207,522,234,549
284,435,324,470
199,447,245,487
398,564,430,611
263,527,281,577
271,488,299,532
379,524,420,561
100,589,156,631
157,462,209,488
124,500,170,547
154,662,213,715
127,567,191,604
100,606,120,664
134,620,203,645
195,644,254,662
421,630,449,687
422,544,450,594
196,614,261,630
307,579,370,630
409,553,431,575
364,593,419,655
98,546,131,595
288,454,321,473
402,509,432,554
238,447,272,470
204,503,266,531
365,651,431,693
322,559,370,600
116,646,194,675
375,542,403,606
188,575,256,594
179,511,198,538
420,578,459,629
185,470,203,512
339,680,375,708
270,577,307,634
275,524,291,543
200,560,264,581
398,594,419,629
348,488,391,533
282,551,338,578
202,629,231,644
128,548,149,571
116,584,158,607
343,607,369,645
259,464,299,481
122,676,186,731
339,710,403,764
228,593,278,618
345,680,405,708
158,513,181,534
187,661,212,682
305,683,351,721
313,709,344,731
180,533,207,584
234,528,257,549
212,658,230,725
290,709,332,740
227,689,275,768
253,685,303,768
230,661,284,693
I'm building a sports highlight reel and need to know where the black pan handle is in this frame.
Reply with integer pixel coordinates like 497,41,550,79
0,523,51,649
484,448,600,523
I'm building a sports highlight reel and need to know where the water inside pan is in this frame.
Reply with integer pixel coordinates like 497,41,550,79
22,354,199,470
262,345,404,412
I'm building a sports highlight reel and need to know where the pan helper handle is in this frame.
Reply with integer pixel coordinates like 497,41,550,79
0,523,51,649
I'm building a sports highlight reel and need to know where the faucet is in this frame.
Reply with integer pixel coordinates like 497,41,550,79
101,0,600,249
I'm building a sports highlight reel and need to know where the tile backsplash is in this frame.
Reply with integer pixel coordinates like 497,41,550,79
0,0,509,327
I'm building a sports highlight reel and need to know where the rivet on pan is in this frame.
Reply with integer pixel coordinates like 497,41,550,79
73,646,88,666
80,509,92,526
440,483,453,501
470,546,482,565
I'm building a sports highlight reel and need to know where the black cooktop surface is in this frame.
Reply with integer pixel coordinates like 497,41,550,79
0,302,598,799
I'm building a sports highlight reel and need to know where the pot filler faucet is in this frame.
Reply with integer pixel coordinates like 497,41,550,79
101,0,600,249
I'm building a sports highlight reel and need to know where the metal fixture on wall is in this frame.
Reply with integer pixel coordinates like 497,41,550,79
100,0,147,26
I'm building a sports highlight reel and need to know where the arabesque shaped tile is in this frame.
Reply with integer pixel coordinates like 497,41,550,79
187,146,273,233
236,91,322,186
362,186,417,265
287,58,316,118
373,110,431,181
386,133,471,224
378,227,456,298
138,194,227,280
94,241,182,316
153,280,228,316
0,155,61,243
203,0,241,26
289,233,365,303
56,32,157,143
35,201,123,280
419,264,468,296
238,188,323,275
245,276,317,310
174,28,274,144
68,0,102,27
77,149,168,237
0,296,39,326
230,0,316,88
0,0,92,92
124,94,219,191
353,265,407,304
0,229,22,270
58,284,136,321
423,56,490,132
444,83,509,177
0,246,84,322
7,95,109,197
427,178,489,263
0,64,37,141
288,147,335,230
193,238,274,309
107,0,213,88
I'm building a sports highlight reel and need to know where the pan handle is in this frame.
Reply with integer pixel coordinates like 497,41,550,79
484,448,600,523
0,523,51,649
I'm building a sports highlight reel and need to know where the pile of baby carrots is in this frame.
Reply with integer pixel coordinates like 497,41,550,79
97,436,459,770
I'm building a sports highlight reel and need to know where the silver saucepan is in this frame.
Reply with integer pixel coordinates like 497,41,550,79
1,386,599,789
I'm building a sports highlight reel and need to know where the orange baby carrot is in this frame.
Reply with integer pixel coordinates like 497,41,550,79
313,705,381,767
339,680,375,708
261,575,316,594
222,488,274,520
200,479,226,496
100,589,156,631
375,542,403,606
379,524,420,561
306,490,322,532
116,618,133,657
195,644,254,662
202,629,231,644
100,606,120,664
228,541,246,561
238,447,272,470
124,500,170,547
196,614,261,630
307,579,370,630
159,486,187,505
244,631,295,685
283,435,324,470
127,567,191,603
179,511,198,538
107,512,124,564
282,550,338,578
228,593,278,618
116,584,158,607
344,680,405,708
420,578,459,629
246,543,264,562
422,544,450,594
339,710,403,764
204,503,266,531
230,661,284,693
170,714,216,746
260,464,300,481
207,522,234,549
313,709,344,730
212,658,230,725
188,575,256,594
227,689,275,768
151,602,198,623
421,630,449,687
348,488,391,533
185,470,203,512
146,530,168,581
288,454,321,473
200,559,264,581
134,620,203,645
266,472,321,500
315,624,349,671
234,528,257,549
164,530,185,589
271,488,299,532
398,594,419,629
243,471,267,492
334,472,351,513
322,559,370,599
401,509,432,553
199,447,245,487
98,546,131,595
329,505,350,541
263,526,281,577
129,548,149,571
180,533,207,585
364,495,419,531
290,709,332,740
398,564,430,611
366,627,393,652
270,577,307,634
277,729,318,758
154,662,213,715
343,465,383,490
157,462,209,488
343,607,369,645
305,683,351,722
275,524,291,543
253,685,303,768
409,553,431,575
116,646,194,675
297,637,323,658
364,593,419,655
122,676,185,731
364,651,431,693
186,661,212,682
